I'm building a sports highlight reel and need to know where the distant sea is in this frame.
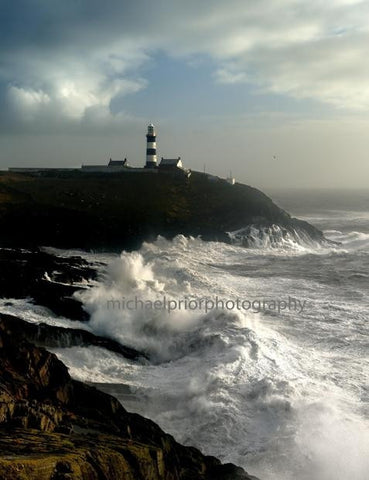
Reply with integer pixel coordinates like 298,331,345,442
2,188,368,480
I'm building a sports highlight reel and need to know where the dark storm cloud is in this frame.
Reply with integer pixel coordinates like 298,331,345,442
1,0,369,134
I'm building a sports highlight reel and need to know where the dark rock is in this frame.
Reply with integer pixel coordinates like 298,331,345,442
0,247,97,320
0,248,149,360
0,322,258,480
0,170,324,249
0,313,148,361
208,463,261,480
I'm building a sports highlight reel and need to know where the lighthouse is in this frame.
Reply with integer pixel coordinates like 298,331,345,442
145,123,157,168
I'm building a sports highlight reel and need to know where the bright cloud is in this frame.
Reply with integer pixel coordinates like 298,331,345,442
1,0,369,129
8,86,50,111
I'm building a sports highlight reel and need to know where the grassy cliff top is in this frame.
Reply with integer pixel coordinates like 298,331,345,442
0,170,321,249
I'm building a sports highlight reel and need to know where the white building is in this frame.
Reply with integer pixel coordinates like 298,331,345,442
9,124,190,177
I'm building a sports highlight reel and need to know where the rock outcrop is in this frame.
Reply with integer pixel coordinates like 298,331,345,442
0,321,258,480
0,313,147,361
0,248,149,360
0,247,97,320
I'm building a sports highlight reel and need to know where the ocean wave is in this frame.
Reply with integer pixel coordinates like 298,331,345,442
324,229,369,251
226,224,369,255
227,224,327,252
50,234,369,480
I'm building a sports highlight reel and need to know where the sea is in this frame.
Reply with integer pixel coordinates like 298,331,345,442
2,188,368,480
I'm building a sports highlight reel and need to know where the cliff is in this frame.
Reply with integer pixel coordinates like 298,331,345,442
0,170,323,249
0,317,258,480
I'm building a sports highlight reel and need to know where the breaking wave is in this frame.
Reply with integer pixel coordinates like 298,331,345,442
324,229,369,251
63,233,369,480
227,224,325,251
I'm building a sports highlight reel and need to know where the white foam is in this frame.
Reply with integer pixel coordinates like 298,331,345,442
324,230,369,251
0,297,91,331
19,233,367,480
228,224,321,252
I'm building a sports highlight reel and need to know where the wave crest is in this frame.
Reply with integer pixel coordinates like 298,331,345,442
227,224,324,251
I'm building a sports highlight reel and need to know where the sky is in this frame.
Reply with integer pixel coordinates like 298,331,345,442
1,0,369,189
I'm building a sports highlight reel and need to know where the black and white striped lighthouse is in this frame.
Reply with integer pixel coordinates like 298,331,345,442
145,123,157,168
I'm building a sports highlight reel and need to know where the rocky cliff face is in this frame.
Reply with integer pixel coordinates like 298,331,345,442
0,247,96,320
0,170,323,249
0,318,258,480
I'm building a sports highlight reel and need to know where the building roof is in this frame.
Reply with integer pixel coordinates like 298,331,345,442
159,157,183,168
108,159,127,166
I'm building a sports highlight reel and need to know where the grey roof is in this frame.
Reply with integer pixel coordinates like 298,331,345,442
160,158,181,167
108,159,127,166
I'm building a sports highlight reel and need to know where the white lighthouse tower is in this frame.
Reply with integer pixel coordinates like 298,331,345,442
145,123,157,168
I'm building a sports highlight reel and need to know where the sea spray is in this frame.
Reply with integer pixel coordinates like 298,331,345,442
227,224,324,250
37,226,369,480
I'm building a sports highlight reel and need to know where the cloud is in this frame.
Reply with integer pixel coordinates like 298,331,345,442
212,23,369,109
1,0,369,132
2,44,148,132
8,86,50,112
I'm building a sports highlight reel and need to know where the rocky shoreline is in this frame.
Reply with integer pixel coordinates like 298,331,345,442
0,247,259,479
0,317,257,480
